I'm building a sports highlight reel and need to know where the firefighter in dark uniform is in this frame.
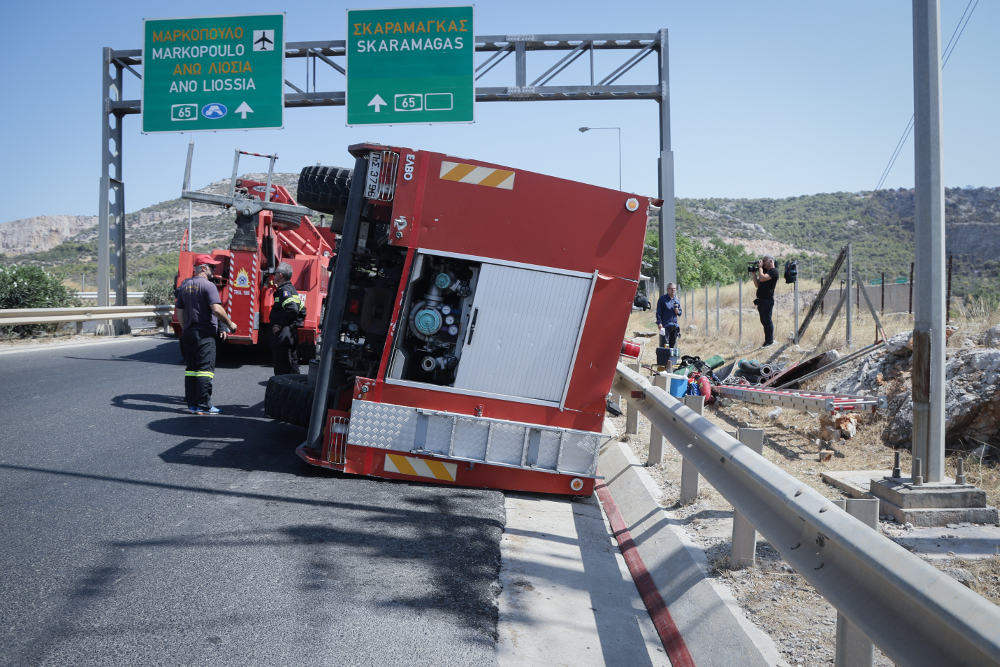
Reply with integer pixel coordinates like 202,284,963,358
269,262,305,375
175,254,237,414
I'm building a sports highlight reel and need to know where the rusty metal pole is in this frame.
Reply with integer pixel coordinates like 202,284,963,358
946,254,953,324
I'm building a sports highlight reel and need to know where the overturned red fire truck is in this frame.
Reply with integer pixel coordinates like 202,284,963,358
265,143,658,496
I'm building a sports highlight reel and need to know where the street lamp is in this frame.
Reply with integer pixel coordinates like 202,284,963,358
578,126,622,190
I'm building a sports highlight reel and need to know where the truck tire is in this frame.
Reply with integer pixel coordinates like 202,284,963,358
272,210,303,229
264,373,313,427
297,166,353,231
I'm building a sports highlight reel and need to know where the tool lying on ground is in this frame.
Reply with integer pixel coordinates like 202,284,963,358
713,384,887,415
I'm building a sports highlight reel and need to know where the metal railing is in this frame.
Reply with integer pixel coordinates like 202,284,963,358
0,305,172,328
76,292,144,299
613,363,1000,666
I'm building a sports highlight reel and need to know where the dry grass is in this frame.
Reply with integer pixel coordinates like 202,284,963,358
628,281,1000,509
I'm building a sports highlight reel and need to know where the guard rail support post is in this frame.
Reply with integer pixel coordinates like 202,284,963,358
678,393,704,503
731,427,765,568
625,362,640,435
647,373,667,465
834,498,878,667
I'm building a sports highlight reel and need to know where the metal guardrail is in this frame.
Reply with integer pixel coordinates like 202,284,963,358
76,292,145,299
0,305,173,326
613,363,1000,666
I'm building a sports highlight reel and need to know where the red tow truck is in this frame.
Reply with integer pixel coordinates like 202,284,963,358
265,144,657,496
172,150,335,360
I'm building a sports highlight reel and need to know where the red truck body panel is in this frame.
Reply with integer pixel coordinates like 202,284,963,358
296,144,653,495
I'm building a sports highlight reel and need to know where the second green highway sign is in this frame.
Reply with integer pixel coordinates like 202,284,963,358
346,6,474,126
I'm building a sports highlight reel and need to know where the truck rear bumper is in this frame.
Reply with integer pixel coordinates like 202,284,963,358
295,442,596,496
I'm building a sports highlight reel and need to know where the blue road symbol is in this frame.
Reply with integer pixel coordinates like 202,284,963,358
201,103,228,119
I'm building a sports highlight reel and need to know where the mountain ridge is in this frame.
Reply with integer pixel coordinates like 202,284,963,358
2,177,997,300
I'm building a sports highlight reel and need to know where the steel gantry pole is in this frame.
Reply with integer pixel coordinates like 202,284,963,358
911,0,946,483
657,29,677,291
98,47,129,335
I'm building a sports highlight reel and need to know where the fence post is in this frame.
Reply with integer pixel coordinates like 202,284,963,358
731,427,765,567
946,254,952,323
625,362,640,435
834,498,878,667
679,394,704,504
703,284,708,333
846,244,853,348
909,261,914,314
647,374,667,465
738,277,743,345
715,281,720,333
793,277,800,344
881,271,885,314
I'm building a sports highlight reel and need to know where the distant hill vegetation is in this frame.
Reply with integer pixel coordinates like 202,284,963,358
2,177,998,302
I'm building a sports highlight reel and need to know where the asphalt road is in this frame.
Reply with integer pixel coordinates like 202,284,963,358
0,335,505,666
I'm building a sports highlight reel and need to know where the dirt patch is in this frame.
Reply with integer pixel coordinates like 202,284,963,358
614,308,1000,664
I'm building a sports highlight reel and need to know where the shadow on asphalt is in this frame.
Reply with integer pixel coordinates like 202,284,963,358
0,459,505,659
63,338,271,370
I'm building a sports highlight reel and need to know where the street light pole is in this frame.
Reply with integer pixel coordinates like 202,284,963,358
578,126,622,190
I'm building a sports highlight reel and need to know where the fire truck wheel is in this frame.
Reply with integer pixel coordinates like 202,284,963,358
297,166,353,231
264,373,313,427
271,210,303,229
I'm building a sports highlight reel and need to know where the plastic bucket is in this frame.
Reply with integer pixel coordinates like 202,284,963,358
668,374,688,398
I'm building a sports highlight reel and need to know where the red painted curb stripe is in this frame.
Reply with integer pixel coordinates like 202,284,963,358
596,482,696,667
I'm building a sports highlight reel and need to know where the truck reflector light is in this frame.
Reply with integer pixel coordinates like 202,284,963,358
625,197,640,211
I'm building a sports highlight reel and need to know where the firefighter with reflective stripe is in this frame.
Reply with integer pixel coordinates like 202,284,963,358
269,262,305,375
175,254,237,414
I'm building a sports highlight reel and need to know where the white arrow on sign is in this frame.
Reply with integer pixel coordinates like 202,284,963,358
367,94,387,112
235,102,254,119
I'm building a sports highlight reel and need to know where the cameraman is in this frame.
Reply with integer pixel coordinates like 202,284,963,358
750,255,779,348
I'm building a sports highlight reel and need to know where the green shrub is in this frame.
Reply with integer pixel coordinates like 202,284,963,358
0,264,81,338
143,282,177,306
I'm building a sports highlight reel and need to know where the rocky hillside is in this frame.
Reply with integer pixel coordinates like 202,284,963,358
2,179,998,299
0,173,303,259
0,215,97,255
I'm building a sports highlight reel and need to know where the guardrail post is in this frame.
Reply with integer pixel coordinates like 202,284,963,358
834,498,878,667
731,427,764,567
678,394,704,503
647,374,667,465
625,362,640,434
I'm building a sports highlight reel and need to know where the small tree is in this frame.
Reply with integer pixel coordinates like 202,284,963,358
0,264,80,338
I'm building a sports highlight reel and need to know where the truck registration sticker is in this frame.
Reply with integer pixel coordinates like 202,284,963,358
365,152,382,199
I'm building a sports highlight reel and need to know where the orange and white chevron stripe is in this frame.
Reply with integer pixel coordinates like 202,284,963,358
384,453,458,482
439,161,515,190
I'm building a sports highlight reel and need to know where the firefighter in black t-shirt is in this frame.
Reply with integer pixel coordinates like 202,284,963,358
269,262,305,375
751,255,779,348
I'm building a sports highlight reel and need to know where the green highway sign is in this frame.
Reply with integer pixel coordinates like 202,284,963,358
142,14,284,133
346,6,473,126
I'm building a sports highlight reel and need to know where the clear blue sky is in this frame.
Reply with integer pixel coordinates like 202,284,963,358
1,0,997,223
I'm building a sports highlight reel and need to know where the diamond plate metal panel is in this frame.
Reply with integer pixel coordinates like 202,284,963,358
533,430,561,471
559,433,601,475
348,401,418,451
452,417,489,461
485,421,527,466
347,399,606,476
423,413,455,455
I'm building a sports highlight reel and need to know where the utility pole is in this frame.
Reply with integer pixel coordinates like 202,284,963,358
911,0,946,483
